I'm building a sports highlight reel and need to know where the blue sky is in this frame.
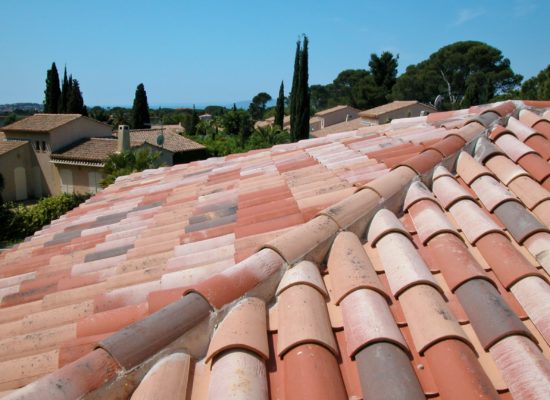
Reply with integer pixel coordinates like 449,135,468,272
1,0,548,107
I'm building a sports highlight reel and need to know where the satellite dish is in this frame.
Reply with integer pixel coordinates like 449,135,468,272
434,95,444,110
156,134,164,146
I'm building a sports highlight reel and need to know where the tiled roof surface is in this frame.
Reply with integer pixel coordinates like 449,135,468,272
119,129,205,153
0,140,28,156
2,100,550,399
50,137,145,164
314,105,360,116
1,114,83,132
359,100,433,118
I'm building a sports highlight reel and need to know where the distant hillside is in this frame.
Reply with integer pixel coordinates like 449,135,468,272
0,103,42,113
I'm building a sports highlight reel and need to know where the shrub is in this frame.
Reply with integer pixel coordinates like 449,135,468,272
0,193,89,244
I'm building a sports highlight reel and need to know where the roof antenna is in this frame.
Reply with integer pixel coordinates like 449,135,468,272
434,95,444,111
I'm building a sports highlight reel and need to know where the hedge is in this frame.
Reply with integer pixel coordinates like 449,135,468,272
0,193,89,244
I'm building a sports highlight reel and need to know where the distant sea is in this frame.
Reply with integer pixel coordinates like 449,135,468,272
98,100,255,110
98,99,276,110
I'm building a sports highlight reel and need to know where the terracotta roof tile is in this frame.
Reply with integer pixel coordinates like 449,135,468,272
5,100,550,399
50,137,145,164
359,100,431,118
121,128,205,152
1,114,82,132
0,140,28,156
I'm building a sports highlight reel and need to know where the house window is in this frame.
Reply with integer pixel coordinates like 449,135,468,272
59,169,74,194
35,141,40,151
88,171,103,194
41,141,46,152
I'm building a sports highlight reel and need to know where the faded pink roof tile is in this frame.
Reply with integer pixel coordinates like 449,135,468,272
3,100,550,399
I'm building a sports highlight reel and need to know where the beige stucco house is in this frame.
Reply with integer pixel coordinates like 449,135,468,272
359,101,436,125
1,114,112,200
311,105,361,132
255,105,361,134
0,114,206,201
0,141,34,201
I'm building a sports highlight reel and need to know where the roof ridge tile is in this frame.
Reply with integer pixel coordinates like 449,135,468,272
367,209,412,246
327,231,388,304
370,210,441,298
340,289,409,358
276,283,337,358
403,180,441,211
456,151,494,185
407,200,462,245
205,297,268,363
276,260,328,298
398,284,472,355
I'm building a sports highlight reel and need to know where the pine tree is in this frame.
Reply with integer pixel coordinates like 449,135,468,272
44,62,61,113
296,35,310,141
290,41,301,141
67,79,86,115
131,83,151,129
274,81,285,129
59,66,69,113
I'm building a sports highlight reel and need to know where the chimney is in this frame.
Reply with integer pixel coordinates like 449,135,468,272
117,125,130,152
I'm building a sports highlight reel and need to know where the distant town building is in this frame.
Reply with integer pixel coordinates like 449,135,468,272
199,113,212,121
359,101,436,125
0,114,205,201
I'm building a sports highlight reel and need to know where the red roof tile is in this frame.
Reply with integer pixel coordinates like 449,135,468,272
4,100,550,399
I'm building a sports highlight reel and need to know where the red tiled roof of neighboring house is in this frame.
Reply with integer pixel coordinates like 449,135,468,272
2,101,550,398
50,137,146,165
0,140,28,156
116,128,205,153
314,104,361,117
2,114,88,132
359,100,436,118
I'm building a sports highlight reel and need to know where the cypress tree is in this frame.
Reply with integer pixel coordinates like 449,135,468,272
274,81,285,129
59,66,69,113
189,105,200,135
296,35,310,141
131,83,151,129
289,41,301,141
67,79,86,115
44,62,61,113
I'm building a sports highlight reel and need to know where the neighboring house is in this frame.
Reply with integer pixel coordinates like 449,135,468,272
359,100,436,125
4,100,550,398
255,105,361,135
0,140,34,201
254,115,291,130
117,128,206,164
1,114,112,199
309,117,365,138
0,114,206,200
199,113,212,121
309,116,323,132
311,105,361,132
50,131,167,195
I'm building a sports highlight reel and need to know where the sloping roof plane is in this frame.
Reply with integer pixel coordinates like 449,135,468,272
360,100,435,119
2,100,550,398
1,114,108,133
